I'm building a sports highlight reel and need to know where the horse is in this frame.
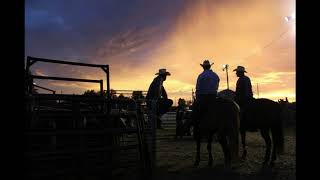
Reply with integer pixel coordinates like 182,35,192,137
217,89,286,168
278,99,296,127
192,96,240,169
240,98,285,168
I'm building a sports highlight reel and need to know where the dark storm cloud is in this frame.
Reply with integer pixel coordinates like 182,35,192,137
25,0,187,60
25,0,188,93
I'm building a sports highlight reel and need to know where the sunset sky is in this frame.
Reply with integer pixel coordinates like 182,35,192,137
25,0,296,104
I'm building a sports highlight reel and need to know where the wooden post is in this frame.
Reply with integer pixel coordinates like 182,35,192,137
148,100,157,169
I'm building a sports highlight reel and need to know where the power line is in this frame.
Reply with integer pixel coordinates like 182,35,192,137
241,26,292,62
260,27,291,50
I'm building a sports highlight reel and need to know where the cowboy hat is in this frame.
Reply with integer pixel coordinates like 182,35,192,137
155,68,171,76
233,66,247,73
200,60,214,67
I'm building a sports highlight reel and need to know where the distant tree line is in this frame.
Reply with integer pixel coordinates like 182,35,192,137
83,89,145,101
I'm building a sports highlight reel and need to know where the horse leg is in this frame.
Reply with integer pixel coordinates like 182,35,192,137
218,134,231,169
240,130,247,160
270,128,277,167
207,131,213,167
194,132,201,167
260,128,272,168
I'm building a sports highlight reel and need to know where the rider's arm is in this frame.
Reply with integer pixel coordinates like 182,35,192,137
195,75,201,99
161,86,168,99
215,75,220,92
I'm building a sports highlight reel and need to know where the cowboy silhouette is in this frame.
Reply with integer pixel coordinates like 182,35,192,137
146,69,173,129
193,60,220,122
234,66,253,108
233,66,255,131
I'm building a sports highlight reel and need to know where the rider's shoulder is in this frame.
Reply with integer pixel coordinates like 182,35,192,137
212,71,220,79
244,75,251,80
239,76,250,81
209,70,219,75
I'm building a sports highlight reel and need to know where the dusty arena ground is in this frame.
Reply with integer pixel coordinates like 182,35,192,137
153,128,296,180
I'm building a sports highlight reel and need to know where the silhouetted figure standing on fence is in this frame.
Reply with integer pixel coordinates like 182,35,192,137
193,60,220,124
146,69,173,129
176,98,186,138
233,66,255,131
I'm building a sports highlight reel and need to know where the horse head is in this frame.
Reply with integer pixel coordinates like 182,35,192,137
217,89,240,112
217,89,236,101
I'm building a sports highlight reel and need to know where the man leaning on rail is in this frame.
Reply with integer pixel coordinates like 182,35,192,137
146,69,173,129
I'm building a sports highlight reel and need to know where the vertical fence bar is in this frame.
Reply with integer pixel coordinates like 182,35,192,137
100,80,103,96
106,65,110,99
106,65,111,115
148,100,157,169
26,57,32,94
135,104,146,179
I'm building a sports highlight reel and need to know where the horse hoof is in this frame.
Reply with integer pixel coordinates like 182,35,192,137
194,160,200,167
242,150,247,158
269,162,275,168
261,163,269,170
223,165,232,174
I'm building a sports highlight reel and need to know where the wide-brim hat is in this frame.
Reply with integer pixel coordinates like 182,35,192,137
155,68,171,76
200,60,214,67
233,66,247,73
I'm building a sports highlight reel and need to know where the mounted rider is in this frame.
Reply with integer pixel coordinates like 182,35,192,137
233,66,255,131
193,60,220,125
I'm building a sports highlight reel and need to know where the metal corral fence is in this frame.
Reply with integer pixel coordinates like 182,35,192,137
24,56,154,180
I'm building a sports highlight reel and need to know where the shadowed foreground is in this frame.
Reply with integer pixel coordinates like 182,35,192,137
154,128,295,180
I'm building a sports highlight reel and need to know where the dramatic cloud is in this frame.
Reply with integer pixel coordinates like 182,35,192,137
26,0,296,103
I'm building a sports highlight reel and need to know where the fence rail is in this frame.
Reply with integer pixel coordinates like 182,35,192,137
25,57,153,180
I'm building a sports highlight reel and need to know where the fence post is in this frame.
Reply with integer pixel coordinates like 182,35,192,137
148,100,157,169
100,80,103,96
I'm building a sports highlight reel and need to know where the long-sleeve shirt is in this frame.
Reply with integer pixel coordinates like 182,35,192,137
146,76,167,100
235,75,253,103
196,69,220,99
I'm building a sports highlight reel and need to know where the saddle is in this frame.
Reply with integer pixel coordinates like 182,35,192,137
197,98,222,130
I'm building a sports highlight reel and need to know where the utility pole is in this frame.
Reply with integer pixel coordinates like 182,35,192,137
192,88,193,102
257,83,259,98
222,64,229,90
192,88,195,102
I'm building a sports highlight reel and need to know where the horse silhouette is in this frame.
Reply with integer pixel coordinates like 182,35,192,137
241,98,285,168
217,89,286,168
278,99,296,127
192,97,240,169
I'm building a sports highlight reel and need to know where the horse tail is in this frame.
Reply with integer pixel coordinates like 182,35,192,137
230,102,240,161
273,110,285,155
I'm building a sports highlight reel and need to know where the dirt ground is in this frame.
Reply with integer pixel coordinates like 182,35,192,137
153,128,296,180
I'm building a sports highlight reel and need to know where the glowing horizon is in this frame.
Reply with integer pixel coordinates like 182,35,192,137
26,0,296,104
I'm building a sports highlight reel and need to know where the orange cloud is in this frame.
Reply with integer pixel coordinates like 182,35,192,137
136,0,296,103
34,68,47,76
31,0,295,104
